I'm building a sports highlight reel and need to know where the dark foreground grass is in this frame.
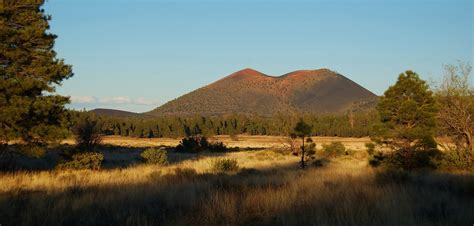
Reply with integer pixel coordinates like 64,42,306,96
0,164,473,226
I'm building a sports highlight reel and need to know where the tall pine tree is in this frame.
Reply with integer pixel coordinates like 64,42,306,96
374,71,438,169
0,1,73,146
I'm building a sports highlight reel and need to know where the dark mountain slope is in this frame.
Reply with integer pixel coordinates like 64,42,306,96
90,108,140,117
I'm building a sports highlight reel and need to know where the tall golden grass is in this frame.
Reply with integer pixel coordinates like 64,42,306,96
0,149,472,226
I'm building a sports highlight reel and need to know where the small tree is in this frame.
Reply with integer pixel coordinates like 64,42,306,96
374,70,438,170
294,119,312,168
282,133,299,155
74,114,102,150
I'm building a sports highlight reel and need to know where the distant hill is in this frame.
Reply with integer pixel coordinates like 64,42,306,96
90,108,140,117
147,68,378,116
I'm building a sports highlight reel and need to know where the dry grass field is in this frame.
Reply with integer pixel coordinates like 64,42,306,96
1,136,473,226
62,135,372,149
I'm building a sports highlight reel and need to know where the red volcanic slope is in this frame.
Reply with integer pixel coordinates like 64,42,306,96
148,68,378,116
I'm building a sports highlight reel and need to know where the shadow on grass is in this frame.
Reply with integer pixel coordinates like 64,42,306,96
0,160,473,226
0,144,267,172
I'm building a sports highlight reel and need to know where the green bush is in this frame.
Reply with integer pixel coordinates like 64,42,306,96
436,149,473,170
74,115,103,150
176,135,228,153
208,141,228,152
369,152,387,167
369,149,440,170
312,159,324,167
141,148,168,165
176,135,207,153
306,142,317,156
56,152,104,170
211,158,239,172
20,145,46,158
365,142,376,155
322,142,346,157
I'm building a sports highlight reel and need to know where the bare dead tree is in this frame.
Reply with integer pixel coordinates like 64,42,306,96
436,62,473,155
280,133,299,155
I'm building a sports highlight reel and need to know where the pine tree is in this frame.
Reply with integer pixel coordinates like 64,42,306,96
375,71,438,169
0,1,73,146
294,119,312,168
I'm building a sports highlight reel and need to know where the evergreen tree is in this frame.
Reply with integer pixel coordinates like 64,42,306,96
0,1,73,146
74,114,102,150
294,119,312,168
375,71,438,169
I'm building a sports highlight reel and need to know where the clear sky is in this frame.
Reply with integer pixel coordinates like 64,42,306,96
44,0,473,113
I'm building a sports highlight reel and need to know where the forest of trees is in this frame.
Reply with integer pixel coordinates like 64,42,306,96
71,111,380,139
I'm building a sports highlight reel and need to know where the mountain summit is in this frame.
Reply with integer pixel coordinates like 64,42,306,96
148,68,377,116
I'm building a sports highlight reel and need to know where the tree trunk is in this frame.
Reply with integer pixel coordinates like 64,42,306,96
300,137,305,168
465,131,473,153
349,109,354,129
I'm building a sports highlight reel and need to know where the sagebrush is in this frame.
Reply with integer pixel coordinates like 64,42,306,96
211,158,239,172
56,152,104,170
140,148,168,165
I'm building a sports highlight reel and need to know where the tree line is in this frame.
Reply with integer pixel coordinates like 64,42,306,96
69,111,379,139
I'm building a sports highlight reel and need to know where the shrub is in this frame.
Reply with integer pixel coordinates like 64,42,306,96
20,145,46,158
208,141,228,152
344,149,356,156
211,158,239,172
436,149,473,170
369,152,387,167
176,135,228,153
365,142,376,155
322,142,346,157
312,159,324,167
56,152,104,170
176,135,208,153
141,148,168,165
74,115,102,150
369,149,440,170
306,142,317,157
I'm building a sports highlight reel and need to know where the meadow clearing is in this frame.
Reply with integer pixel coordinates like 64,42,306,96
0,136,473,226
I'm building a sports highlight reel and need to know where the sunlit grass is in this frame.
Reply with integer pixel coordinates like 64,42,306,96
0,141,472,226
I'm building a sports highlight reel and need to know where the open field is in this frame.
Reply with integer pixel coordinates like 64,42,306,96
62,135,372,149
1,136,473,226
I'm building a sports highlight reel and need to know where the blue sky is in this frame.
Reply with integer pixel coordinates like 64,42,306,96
44,0,473,113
